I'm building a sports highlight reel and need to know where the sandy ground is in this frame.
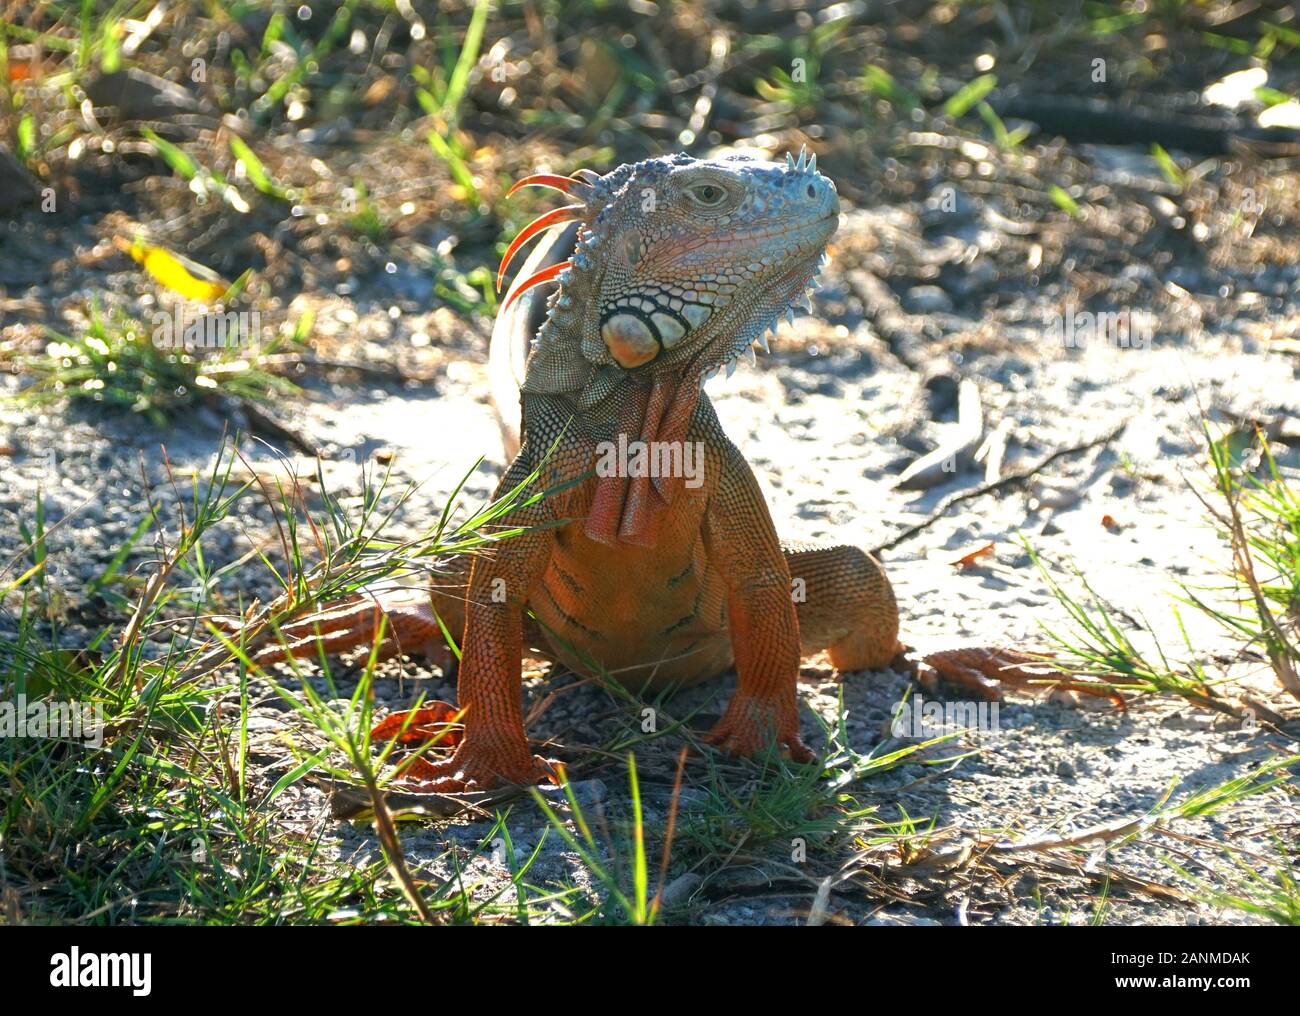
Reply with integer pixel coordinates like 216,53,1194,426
5,274,1294,925
3,185,1299,925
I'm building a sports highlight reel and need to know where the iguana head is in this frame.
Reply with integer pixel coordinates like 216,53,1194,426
498,150,838,544
501,149,838,385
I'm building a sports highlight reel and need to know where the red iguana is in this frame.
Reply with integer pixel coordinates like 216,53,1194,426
250,150,1116,791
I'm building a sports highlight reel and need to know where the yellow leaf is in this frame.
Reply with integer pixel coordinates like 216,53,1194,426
113,236,229,303
4,558,46,594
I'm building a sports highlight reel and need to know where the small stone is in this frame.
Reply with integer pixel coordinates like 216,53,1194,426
867,912,942,926
920,185,978,227
659,872,703,908
83,68,206,123
922,370,960,418
674,788,710,810
567,778,607,808
903,285,954,315
0,144,39,211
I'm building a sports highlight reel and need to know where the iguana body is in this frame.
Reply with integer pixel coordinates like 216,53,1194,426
256,151,1103,791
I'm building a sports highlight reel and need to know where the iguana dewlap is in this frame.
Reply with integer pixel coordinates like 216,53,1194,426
252,151,1111,791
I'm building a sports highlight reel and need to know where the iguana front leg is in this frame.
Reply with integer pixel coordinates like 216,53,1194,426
702,442,812,762
399,452,562,792
233,567,468,672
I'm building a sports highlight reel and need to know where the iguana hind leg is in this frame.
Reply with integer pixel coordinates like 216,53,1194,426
787,543,1125,706
785,543,905,670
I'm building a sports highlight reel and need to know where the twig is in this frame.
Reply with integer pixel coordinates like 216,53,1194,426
214,395,319,457
977,419,1011,483
894,378,984,491
846,270,925,370
249,353,436,384
873,421,1127,554
681,30,729,147
991,856,1192,904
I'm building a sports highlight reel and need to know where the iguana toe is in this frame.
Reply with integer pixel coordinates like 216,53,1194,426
395,745,559,793
917,645,1127,709
705,703,814,763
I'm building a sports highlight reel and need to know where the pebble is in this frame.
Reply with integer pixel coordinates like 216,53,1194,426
903,285,954,315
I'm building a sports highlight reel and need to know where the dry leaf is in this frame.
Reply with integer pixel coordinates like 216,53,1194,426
951,542,995,569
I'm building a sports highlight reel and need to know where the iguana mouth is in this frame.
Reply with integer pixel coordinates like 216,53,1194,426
662,211,837,257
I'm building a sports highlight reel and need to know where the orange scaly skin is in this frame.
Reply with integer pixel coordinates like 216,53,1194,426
254,151,1121,791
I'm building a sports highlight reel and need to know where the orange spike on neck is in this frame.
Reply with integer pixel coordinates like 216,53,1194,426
506,174,582,197
500,258,573,313
497,205,585,291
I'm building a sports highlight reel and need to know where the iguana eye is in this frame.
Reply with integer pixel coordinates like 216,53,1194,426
686,183,726,207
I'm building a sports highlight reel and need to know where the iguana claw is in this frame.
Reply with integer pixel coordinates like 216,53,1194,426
705,695,814,763
396,745,559,793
